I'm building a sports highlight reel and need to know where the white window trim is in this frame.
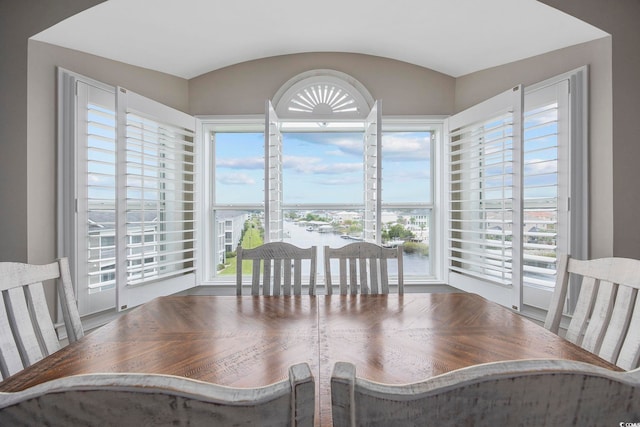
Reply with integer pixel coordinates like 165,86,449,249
196,114,447,288
196,116,264,286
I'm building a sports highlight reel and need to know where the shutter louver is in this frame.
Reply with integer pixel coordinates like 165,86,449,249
522,80,569,289
446,86,523,310
448,113,516,284
86,103,118,291
124,112,196,285
363,101,381,243
265,101,283,242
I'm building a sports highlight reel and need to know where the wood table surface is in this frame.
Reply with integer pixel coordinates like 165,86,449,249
0,293,619,426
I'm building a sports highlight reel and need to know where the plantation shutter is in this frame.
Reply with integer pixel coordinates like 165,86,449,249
265,100,283,242
446,86,523,310
65,78,118,316
116,88,197,310
363,101,381,243
522,80,570,289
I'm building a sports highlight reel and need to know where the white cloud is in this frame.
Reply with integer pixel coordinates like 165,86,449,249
383,134,430,160
284,155,361,174
216,157,263,169
525,159,557,175
325,149,347,157
316,176,362,186
217,173,256,185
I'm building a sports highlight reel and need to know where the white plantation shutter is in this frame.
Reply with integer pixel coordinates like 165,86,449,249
265,100,283,242
67,78,118,316
521,73,588,312
59,72,201,318
116,88,197,310
363,101,381,243
522,80,570,289
446,86,523,310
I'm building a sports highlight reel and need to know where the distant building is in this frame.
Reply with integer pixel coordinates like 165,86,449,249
214,211,249,266
334,211,361,222
88,210,159,288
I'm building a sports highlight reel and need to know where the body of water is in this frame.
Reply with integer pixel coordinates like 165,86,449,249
283,220,430,278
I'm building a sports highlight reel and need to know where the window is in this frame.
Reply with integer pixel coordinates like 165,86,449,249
58,69,198,316
446,68,587,311
203,117,438,284
200,71,438,286
60,67,585,315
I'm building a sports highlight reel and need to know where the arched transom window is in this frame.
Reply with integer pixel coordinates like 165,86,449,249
273,69,374,120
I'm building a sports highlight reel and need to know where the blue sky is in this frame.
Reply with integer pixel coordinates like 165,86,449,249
214,131,432,205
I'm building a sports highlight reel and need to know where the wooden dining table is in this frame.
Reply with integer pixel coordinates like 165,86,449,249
0,293,619,426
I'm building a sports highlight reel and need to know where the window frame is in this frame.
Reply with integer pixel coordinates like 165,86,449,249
58,66,587,320
198,115,444,287
521,67,588,316
444,67,588,314
58,68,118,318
58,69,198,323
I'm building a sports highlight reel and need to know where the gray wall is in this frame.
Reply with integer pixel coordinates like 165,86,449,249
455,38,613,258
538,0,640,258
190,52,455,116
0,0,106,263
27,40,189,267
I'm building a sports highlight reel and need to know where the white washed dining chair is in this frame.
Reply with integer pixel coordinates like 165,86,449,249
330,359,640,427
0,258,84,380
236,242,318,296
0,362,315,427
544,254,640,370
324,242,403,295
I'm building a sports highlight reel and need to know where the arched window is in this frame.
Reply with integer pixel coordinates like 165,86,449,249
273,69,374,120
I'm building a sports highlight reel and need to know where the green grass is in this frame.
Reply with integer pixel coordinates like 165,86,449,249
218,224,263,276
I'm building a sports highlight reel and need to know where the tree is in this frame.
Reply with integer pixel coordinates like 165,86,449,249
383,224,415,241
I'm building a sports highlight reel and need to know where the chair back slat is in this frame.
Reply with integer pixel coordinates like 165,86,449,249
359,258,369,294
5,287,49,367
379,258,389,294
251,259,261,295
56,258,83,343
349,257,357,295
236,243,317,296
283,259,292,296
331,360,640,427
582,281,616,353
292,258,302,295
0,302,24,378
369,258,378,294
565,276,598,344
25,283,61,355
324,243,403,295
617,295,640,370
599,286,636,364
0,258,84,380
545,254,640,370
268,259,277,295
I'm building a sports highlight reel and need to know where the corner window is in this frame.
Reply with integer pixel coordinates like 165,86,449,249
203,119,438,284
58,69,197,316
446,68,587,311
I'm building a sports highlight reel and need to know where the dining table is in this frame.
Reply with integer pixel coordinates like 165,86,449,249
0,292,620,426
